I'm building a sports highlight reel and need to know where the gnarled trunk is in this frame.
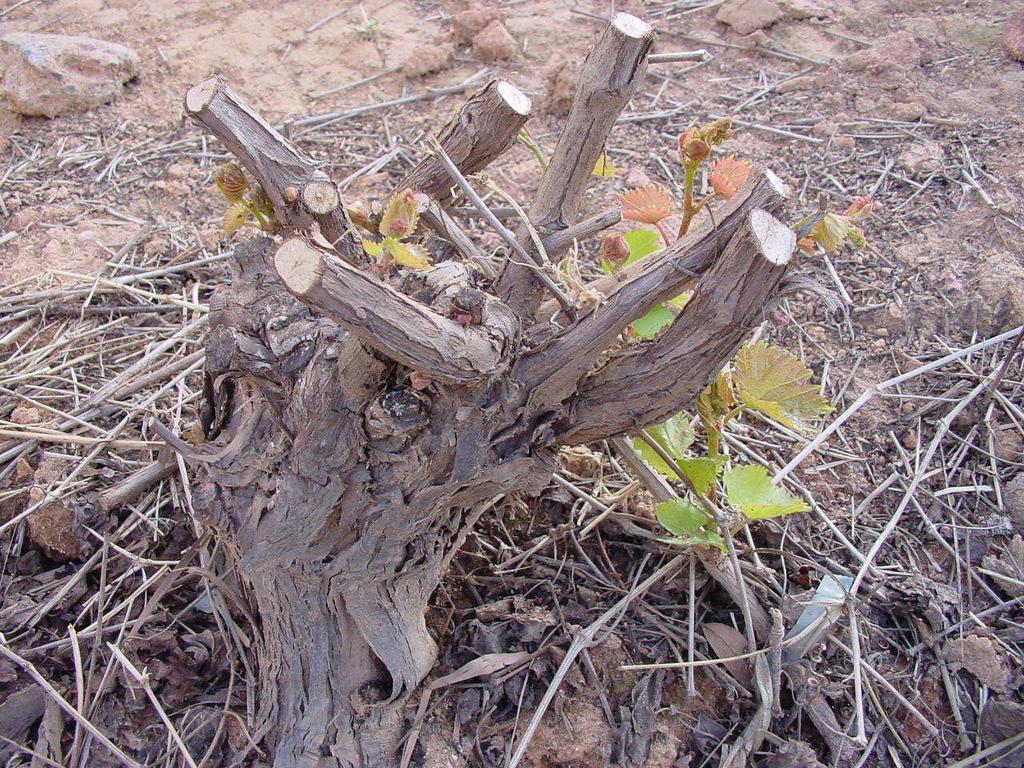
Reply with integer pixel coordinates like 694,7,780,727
181,12,797,766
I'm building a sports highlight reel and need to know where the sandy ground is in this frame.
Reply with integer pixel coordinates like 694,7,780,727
1,1,1023,767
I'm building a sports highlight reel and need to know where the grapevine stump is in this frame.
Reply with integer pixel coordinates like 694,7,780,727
182,13,795,767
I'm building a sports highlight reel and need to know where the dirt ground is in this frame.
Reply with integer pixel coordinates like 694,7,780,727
1,1,1023,767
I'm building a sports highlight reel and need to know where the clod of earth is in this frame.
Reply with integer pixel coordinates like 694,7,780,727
180,12,801,767
0,33,139,118
716,0,786,36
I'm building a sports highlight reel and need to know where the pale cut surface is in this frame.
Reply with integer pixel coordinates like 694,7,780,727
184,77,217,113
763,168,790,199
612,12,652,38
749,208,796,265
496,81,532,116
301,180,339,214
274,239,322,295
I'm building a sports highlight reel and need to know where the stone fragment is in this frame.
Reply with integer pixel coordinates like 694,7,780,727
0,33,139,118
472,21,517,62
402,42,454,78
716,0,785,35
896,139,944,178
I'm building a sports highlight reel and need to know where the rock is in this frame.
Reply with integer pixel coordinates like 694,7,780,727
897,139,944,178
992,425,1024,463
451,8,503,45
26,489,81,562
716,0,785,35
844,31,921,75
1001,11,1024,61
776,75,817,93
10,405,42,424
766,740,825,768
624,166,653,189
472,20,517,62
976,252,1024,329
402,41,453,78
0,458,33,524
886,100,927,122
0,33,139,118
981,535,1024,597
777,0,830,20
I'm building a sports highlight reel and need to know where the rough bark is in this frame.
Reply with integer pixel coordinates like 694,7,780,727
396,79,532,199
182,15,798,767
559,209,796,444
184,77,353,253
496,12,655,316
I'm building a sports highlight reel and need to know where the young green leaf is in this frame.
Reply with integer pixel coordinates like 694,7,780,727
622,229,661,264
724,464,808,520
221,201,251,234
362,238,385,259
733,342,832,428
631,304,674,339
649,412,694,459
634,412,694,479
677,456,727,496
384,237,432,270
655,499,725,551
379,188,419,239
656,498,708,536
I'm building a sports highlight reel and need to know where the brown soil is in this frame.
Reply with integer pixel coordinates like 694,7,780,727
2,1,1023,767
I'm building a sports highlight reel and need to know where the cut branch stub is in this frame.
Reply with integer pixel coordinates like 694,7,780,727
184,76,353,253
274,238,517,383
558,208,796,444
518,169,789,414
397,79,532,199
497,12,655,315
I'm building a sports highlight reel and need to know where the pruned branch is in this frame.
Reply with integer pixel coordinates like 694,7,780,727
184,76,354,254
417,195,498,279
274,238,517,383
496,12,655,316
540,206,622,255
397,80,532,199
518,170,788,414
558,209,796,444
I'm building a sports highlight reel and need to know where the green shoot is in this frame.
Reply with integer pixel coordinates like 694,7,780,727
634,342,831,551
362,189,432,272
213,162,280,235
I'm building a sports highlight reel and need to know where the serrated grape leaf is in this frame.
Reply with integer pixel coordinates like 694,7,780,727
708,156,751,201
631,304,674,339
623,228,661,265
733,342,832,428
362,238,385,259
655,498,707,536
633,412,693,479
677,456,727,496
221,201,251,234
724,464,808,520
385,238,432,270
379,188,419,239
620,185,674,225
